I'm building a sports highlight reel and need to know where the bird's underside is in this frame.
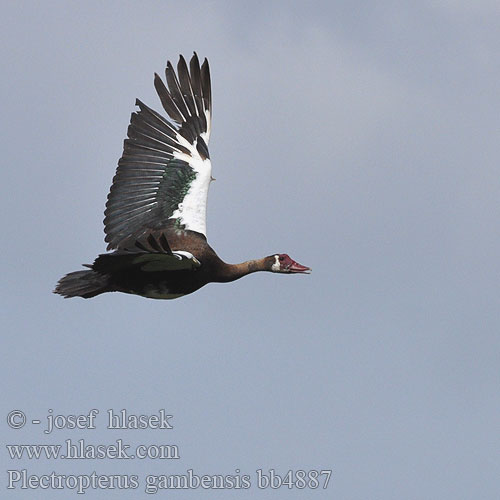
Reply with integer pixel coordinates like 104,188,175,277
54,53,310,300
89,230,219,299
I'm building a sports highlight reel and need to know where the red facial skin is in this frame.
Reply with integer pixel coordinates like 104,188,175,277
278,254,311,273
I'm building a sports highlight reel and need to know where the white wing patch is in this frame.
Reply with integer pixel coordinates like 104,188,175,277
170,133,212,235
172,251,201,266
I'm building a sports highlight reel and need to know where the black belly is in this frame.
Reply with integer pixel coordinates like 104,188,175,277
91,248,214,300
109,267,205,299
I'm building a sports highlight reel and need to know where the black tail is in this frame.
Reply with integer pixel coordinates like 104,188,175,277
54,269,110,298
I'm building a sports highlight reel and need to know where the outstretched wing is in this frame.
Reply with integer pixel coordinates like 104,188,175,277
104,53,212,251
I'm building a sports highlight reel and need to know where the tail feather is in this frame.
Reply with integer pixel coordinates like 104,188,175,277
54,269,110,299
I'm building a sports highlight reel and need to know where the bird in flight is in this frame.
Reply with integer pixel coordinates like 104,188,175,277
54,53,310,299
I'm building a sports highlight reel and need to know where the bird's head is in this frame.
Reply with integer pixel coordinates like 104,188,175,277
267,254,311,274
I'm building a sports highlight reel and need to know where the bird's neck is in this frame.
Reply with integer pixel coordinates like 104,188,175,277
213,258,268,283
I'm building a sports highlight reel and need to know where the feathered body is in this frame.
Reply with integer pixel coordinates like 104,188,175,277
55,53,310,300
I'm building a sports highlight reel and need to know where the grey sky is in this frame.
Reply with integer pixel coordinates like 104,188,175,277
2,1,499,498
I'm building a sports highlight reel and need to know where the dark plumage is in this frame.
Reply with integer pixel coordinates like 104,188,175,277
54,53,310,300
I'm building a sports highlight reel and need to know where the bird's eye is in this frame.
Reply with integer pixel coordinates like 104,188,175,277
279,256,284,261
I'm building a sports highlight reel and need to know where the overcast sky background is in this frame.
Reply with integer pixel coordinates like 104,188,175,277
1,1,499,498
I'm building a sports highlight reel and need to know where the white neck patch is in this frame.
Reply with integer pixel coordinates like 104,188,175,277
271,255,280,272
